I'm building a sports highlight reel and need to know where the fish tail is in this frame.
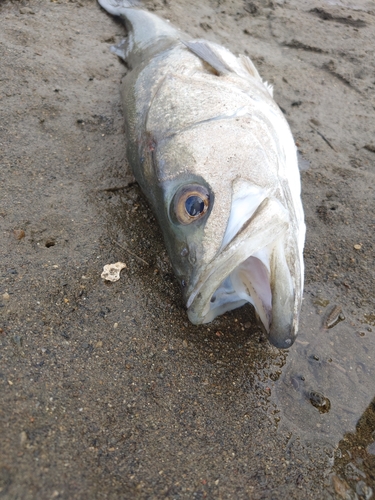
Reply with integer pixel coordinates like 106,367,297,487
99,0,181,63
98,0,141,62
98,0,140,17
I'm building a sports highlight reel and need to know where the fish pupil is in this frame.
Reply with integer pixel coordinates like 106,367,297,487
185,196,204,217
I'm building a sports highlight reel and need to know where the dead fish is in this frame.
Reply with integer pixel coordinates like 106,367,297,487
98,0,306,348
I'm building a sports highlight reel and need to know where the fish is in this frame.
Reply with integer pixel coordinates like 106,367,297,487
98,0,306,348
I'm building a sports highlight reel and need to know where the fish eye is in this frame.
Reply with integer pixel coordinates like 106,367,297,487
185,195,204,216
173,184,210,225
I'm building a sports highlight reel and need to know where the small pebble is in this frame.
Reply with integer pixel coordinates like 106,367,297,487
354,244,362,250
331,475,351,498
101,262,127,282
19,7,35,14
2,292,10,301
13,229,25,240
20,431,28,446
313,297,330,307
356,481,373,499
309,391,331,414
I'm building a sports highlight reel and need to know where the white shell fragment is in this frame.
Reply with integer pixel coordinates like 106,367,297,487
101,262,127,282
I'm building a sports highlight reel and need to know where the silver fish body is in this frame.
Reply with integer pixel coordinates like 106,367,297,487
99,0,306,348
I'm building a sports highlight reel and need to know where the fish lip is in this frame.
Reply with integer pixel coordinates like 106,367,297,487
186,197,298,348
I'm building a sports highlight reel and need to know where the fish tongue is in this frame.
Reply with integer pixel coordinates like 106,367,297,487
230,256,272,332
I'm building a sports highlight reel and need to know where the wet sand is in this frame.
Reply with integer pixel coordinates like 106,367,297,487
1,0,374,498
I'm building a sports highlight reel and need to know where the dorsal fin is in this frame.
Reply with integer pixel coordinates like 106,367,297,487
238,54,261,80
183,40,233,75
239,55,273,96
184,39,273,96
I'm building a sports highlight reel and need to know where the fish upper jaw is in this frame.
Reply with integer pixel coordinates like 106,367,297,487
185,196,301,349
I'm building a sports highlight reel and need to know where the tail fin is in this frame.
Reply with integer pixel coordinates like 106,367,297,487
98,0,140,16
98,0,181,65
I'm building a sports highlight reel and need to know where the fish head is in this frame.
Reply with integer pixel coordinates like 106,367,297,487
146,114,304,349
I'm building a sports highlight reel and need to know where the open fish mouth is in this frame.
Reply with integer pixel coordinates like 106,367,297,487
199,253,272,331
186,196,299,349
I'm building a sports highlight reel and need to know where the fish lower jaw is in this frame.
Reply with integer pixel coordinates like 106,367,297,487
187,254,272,331
186,242,300,349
